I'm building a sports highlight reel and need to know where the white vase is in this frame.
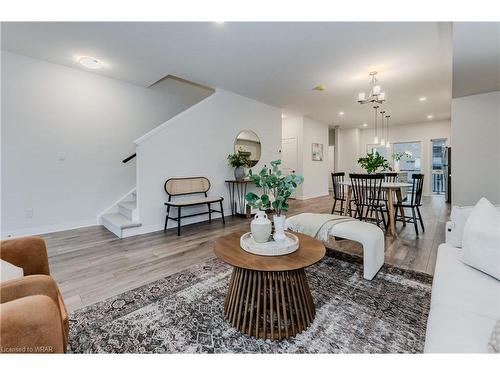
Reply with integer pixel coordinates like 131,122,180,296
273,214,287,242
250,211,272,243
394,160,400,172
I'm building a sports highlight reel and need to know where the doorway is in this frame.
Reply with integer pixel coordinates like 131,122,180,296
431,138,447,195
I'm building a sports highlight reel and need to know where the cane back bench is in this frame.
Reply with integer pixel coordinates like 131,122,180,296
164,177,225,235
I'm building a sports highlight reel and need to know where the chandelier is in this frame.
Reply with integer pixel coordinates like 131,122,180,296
357,71,386,104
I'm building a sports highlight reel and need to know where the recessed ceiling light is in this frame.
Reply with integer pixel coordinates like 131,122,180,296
362,123,368,127
215,21,225,25
339,111,345,116
427,114,434,119
419,97,427,102
312,85,326,91
78,56,103,69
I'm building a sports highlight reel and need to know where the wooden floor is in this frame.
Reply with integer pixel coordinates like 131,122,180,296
43,194,450,312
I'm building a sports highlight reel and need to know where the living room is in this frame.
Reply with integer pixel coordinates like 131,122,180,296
1,1,499,373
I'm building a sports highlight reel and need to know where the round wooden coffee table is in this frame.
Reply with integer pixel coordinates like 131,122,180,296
214,231,325,340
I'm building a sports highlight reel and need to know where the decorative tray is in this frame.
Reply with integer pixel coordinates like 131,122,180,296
240,232,299,256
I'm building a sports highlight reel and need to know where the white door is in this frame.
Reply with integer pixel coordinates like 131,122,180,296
281,137,298,198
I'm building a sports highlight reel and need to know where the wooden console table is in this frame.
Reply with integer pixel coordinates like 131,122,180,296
214,231,325,340
225,179,253,218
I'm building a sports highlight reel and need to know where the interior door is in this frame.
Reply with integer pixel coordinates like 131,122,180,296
281,137,298,198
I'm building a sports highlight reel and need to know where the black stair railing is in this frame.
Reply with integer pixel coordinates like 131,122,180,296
122,153,136,163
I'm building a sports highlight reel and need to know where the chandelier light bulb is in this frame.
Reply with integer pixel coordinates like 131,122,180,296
378,92,386,101
374,136,379,144
372,85,381,95
380,139,386,146
386,141,390,149
358,92,366,101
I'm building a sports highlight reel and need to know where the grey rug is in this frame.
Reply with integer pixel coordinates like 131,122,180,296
68,251,433,353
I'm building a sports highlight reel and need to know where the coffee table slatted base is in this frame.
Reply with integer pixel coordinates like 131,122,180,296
224,267,316,340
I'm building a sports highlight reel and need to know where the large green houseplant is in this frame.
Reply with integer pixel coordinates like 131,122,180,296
245,160,303,241
357,151,390,173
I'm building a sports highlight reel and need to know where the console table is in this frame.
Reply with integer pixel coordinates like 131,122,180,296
214,231,326,340
225,179,253,218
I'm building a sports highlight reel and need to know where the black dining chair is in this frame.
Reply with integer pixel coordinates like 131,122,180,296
331,172,354,216
349,173,386,229
394,173,425,236
379,172,398,219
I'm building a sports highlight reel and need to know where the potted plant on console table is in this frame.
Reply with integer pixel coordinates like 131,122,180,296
227,150,251,180
245,160,304,242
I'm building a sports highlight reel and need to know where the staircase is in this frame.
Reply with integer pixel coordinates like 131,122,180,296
100,190,142,238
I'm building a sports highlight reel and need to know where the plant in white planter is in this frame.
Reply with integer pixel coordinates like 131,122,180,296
245,160,304,241
392,151,412,172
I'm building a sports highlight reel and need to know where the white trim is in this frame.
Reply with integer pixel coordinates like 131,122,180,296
134,90,217,145
1,219,98,240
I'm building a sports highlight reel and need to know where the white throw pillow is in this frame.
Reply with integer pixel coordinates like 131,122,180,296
462,198,500,280
0,259,24,283
449,204,500,248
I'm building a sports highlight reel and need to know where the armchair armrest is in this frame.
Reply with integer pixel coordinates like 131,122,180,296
0,295,65,353
0,275,60,305
0,237,50,276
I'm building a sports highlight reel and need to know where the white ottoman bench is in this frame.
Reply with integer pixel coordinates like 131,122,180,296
286,213,385,280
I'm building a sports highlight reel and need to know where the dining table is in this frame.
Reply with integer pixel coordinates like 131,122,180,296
340,180,412,236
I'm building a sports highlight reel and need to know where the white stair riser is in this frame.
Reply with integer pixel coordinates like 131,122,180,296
118,204,134,220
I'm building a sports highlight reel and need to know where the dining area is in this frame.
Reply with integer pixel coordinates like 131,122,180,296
331,172,425,237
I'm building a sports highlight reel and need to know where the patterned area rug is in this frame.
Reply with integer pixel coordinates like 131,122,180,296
68,251,433,353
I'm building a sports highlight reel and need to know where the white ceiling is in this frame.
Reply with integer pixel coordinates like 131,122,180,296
1,22,453,128
452,22,500,98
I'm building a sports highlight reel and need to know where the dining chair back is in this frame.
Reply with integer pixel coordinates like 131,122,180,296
349,173,386,228
394,174,425,236
331,172,354,215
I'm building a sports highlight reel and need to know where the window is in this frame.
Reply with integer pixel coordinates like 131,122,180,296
431,138,447,194
392,141,421,184
366,144,388,159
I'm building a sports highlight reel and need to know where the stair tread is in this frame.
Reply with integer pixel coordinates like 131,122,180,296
102,213,141,229
118,201,136,210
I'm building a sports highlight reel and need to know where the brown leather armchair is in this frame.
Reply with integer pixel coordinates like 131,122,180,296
0,237,68,353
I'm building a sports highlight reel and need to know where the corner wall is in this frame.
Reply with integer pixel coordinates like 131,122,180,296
281,116,330,200
135,90,282,233
0,51,208,238
451,91,500,205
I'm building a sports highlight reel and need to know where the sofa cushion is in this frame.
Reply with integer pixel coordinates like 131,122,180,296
462,197,500,280
448,203,500,248
1,259,24,283
431,244,500,319
424,304,497,353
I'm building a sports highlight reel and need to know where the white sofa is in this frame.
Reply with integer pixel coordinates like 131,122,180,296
424,205,500,353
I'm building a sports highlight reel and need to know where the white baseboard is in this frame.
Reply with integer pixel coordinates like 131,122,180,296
1,219,98,240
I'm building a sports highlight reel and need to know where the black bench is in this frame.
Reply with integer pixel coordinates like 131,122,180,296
164,177,225,235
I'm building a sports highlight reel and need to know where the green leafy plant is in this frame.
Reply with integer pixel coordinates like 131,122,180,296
245,160,304,216
393,151,412,161
227,150,251,168
357,151,390,173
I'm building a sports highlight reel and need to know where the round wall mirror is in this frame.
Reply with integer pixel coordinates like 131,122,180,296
234,130,261,167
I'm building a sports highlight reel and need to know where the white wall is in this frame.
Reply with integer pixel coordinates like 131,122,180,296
135,90,282,233
301,117,330,199
358,120,451,196
281,116,330,200
451,91,500,205
336,128,361,175
1,51,208,238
